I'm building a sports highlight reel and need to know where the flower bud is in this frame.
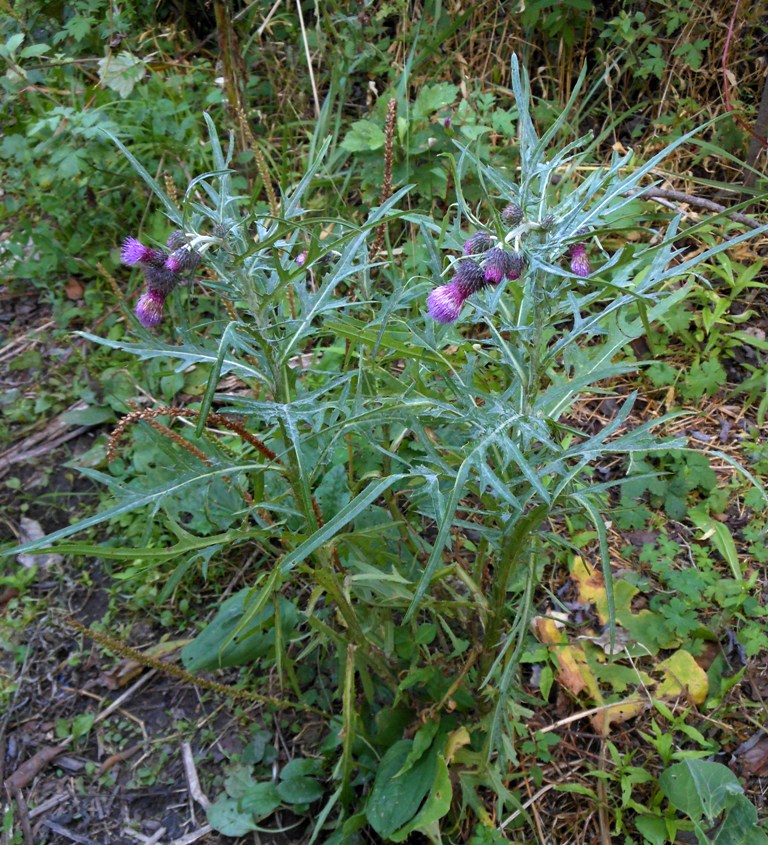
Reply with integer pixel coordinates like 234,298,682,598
540,214,556,231
166,230,187,250
463,232,494,256
502,203,523,225
452,259,487,297
568,243,591,277
505,251,526,281
482,248,509,284
427,282,465,323
165,246,201,274
144,265,181,295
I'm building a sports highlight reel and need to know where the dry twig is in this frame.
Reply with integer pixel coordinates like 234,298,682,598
181,742,211,811
633,187,763,229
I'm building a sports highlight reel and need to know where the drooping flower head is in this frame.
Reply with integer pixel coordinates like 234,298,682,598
427,283,465,323
166,230,187,250
505,251,526,281
122,230,203,329
481,248,510,284
463,232,494,256
452,259,487,298
165,246,201,274
121,237,166,267
480,248,527,284
568,243,591,277
135,289,166,328
144,265,181,295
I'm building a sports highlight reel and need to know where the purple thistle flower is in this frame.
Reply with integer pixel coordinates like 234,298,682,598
540,214,556,230
144,265,181,295
481,248,510,284
568,243,591,277
295,250,308,267
505,251,526,281
165,247,201,274
135,289,166,328
502,204,523,225
427,283,465,324
121,237,166,267
463,232,494,256
452,259,487,298
166,230,187,250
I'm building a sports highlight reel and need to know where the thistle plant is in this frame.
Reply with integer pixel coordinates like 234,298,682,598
121,231,202,327
10,61,767,842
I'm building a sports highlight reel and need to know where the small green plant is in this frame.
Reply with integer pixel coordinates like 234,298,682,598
659,759,768,845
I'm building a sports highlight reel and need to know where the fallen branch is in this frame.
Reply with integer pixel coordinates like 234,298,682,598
632,187,762,229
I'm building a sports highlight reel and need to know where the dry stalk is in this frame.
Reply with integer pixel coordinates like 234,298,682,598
213,0,246,131
107,406,277,464
222,297,240,323
163,172,179,204
65,617,324,715
369,98,398,261
237,105,279,217
145,417,212,465
96,261,123,305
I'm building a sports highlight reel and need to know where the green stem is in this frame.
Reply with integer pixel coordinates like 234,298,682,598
524,271,548,414
479,504,548,682
267,349,395,684
484,548,538,761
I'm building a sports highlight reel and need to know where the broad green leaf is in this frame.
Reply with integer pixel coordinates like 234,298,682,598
341,120,386,152
60,406,115,425
659,760,743,823
280,758,323,780
276,777,325,804
711,795,768,845
72,713,95,740
239,782,281,819
181,590,298,671
2,33,25,57
394,719,440,777
413,83,459,119
97,51,146,98
207,796,259,837
366,740,436,839
390,753,452,842
634,815,668,845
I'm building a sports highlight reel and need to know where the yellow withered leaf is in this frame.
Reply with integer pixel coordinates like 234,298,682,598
591,699,647,735
656,650,709,705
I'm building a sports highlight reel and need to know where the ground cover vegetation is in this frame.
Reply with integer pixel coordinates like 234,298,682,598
2,2,768,844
